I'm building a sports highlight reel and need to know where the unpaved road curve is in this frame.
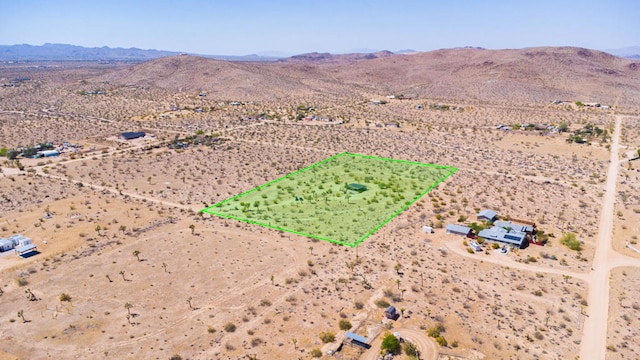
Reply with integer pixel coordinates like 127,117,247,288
360,327,437,360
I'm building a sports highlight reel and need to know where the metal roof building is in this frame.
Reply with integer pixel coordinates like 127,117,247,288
477,209,498,222
121,131,146,140
494,220,534,234
478,227,527,248
446,224,472,236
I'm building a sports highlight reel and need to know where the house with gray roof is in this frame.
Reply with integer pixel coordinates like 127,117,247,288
478,227,527,248
494,220,535,234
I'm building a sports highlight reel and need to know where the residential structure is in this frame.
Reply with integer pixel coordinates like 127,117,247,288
478,227,527,248
494,220,535,234
37,149,60,157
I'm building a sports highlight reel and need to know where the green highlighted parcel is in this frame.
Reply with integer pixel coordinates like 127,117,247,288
201,153,457,247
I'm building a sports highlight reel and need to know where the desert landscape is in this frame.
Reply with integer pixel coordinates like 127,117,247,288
1,46,640,360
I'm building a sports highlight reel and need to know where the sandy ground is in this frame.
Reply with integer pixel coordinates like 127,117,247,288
1,60,640,359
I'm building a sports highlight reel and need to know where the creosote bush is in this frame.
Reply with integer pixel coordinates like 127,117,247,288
319,331,335,343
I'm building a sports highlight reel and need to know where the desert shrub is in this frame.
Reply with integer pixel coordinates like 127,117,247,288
354,301,364,309
381,333,400,354
223,322,236,333
375,299,390,308
170,355,183,360
404,341,418,356
339,319,352,331
310,349,322,357
560,233,582,251
436,336,447,346
427,323,446,338
250,337,263,347
16,277,28,287
319,331,335,343
207,326,215,333
59,293,72,302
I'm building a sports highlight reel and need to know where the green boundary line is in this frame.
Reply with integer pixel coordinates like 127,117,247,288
201,152,457,247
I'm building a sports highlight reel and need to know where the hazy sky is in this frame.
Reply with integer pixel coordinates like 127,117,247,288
1,0,638,55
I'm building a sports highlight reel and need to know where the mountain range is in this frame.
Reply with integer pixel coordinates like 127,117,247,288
83,46,640,110
4,43,638,62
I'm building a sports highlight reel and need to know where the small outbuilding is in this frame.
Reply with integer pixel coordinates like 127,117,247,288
446,224,473,237
121,131,146,140
385,305,399,320
345,332,371,350
346,183,368,193
477,209,498,222
422,225,434,233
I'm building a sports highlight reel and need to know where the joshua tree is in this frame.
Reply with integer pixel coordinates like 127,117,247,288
18,310,27,323
95,225,102,236
119,270,127,281
187,296,193,310
345,261,355,273
292,338,298,350
270,275,274,285
189,224,195,235
396,278,401,289
394,263,401,274
162,262,168,273
106,274,112,282
126,313,132,325
132,250,141,261
119,225,126,234
124,302,133,315
309,246,314,255
25,288,37,301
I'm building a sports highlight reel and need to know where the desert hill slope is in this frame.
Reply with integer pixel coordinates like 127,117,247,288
93,46,640,108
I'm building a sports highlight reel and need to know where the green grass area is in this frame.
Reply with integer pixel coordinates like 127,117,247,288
201,153,456,247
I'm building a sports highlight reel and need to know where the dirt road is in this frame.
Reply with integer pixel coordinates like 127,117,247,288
360,327,438,360
578,115,627,359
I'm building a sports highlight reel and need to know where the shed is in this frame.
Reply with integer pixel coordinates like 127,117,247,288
385,305,399,320
346,183,368,193
121,131,146,140
446,224,473,237
477,209,497,222
345,332,371,349
422,226,434,233
0,238,13,252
